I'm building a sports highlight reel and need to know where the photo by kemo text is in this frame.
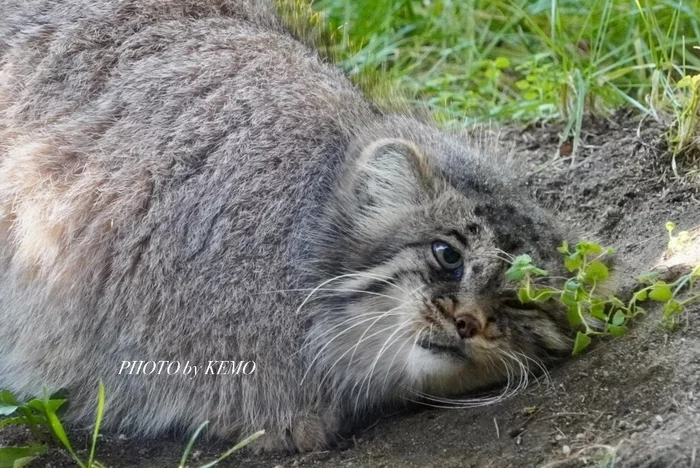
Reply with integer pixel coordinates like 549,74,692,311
118,361,257,379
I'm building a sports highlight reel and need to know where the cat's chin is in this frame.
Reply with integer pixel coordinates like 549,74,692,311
404,345,509,397
405,344,469,382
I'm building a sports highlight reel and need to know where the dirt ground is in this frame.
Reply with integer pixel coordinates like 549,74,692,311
3,112,700,467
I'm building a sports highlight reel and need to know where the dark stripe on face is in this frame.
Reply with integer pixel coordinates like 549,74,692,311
360,241,424,271
320,266,428,310
433,299,448,317
447,230,468,247
323,278,395,308
391,268,431,297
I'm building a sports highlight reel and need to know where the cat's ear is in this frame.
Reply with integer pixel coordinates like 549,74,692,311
349,138,436,209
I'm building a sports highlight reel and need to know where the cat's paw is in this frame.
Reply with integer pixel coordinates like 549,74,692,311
253,413,339,453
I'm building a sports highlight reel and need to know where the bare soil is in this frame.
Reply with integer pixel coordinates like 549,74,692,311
3,112,700,467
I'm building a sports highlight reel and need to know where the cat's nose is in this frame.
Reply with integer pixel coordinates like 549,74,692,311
454,313,482,339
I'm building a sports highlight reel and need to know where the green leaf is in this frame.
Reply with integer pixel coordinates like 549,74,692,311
0,390,18,406
26,398,66,416
525,266,549,277
567,305,582,326
577,289,590,302
564,254,582,272
0,417,27,429
515,79,529,90
678,76,692,88
517,288,531,303
0,445,46,468
562,290,578,308
609,297,625,309
531,289,553,302
575,241,603,256
556,241,569,254
38,392,80,466
45,411,74,455
513,254,533,266
665,221,676,233
506,255,545,281
608,325,628,337
649,282,673,302
572,332,592,355
0,403,18,417
612,310,626,326
493,56,511,68
505,265,525,281
663,300,683,316
634,289,648,301
584,261,609,283
590,299,607,320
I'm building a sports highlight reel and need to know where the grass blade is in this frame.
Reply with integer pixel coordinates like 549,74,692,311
179,420,209,468
198,430,265,468
45,410,82,467
40,389,83,468
0,444,46,468
87,381,105,468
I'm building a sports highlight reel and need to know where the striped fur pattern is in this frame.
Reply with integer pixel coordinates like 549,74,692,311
0,0,572,452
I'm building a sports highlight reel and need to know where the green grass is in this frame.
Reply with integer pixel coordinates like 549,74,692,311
313,0,700,156
668,62,700,160
179,422,264,468
0,384,263,468
0,383,106,468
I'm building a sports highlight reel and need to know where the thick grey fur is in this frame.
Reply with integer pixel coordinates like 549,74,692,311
0,0,572,451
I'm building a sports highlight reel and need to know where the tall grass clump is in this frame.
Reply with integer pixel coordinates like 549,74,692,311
314,0,700,155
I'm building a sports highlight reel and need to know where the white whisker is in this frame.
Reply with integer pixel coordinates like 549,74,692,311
294,272,412,316
300,307,406,384
292,310,403,358
257,287,407,302
380,325,425,394
311,299,416,392
353,324,412,413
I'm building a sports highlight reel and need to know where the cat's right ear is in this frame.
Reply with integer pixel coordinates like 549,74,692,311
347,138,436,210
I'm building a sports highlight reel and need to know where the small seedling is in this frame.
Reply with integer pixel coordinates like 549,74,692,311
506,235,700,355
179,421,264,468
506,241,626,355
0,382,106,468
666,221,692,254
639,264,700,329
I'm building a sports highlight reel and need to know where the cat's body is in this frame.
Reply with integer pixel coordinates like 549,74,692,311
0,0,572,451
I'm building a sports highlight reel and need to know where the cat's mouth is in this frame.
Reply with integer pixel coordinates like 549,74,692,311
417,336,466,359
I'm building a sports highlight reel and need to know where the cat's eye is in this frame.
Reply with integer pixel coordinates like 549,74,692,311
432,241,463,272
